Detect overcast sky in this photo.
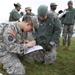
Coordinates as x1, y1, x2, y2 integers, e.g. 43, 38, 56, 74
0, 0, 75, 22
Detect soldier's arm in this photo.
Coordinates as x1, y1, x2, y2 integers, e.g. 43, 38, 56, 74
3, 29, 28, 55
51, 17, 61, 45
12, 12, 21, 21
22, 15, 27, 21
31, 13, 35, 16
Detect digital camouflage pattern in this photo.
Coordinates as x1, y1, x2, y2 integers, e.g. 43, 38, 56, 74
62, 1, 75, 46
0, 22, 27, 75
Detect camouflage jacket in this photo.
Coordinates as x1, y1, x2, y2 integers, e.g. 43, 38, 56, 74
33, 14, 61, 50
0, 22, 28, 57
9, 8, 21, 21
62, 7, 75, 25
22, 12, 35, 21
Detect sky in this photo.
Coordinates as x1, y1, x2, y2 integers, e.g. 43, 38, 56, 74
0, 0, 75, 22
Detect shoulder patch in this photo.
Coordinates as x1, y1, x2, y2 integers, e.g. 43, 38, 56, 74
8, 35, 13, 41
9, 29, 15, 36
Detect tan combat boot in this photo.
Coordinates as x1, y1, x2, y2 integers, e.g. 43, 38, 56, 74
62, 45, 68, 50
67, 46, 71, 51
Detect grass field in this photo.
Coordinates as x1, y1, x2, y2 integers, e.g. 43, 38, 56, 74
0, 38, 75, 75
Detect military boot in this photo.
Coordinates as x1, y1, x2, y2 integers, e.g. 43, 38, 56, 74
62, 45, 68, 50
67, 46, 71, 51
0, 62, 3, 68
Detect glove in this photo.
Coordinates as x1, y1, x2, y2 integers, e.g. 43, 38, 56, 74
43, 41, 55, 51
58, 10, 63, 14
45, 44, 53, 51
20, 12, 24, 16
49, 41, 55, 46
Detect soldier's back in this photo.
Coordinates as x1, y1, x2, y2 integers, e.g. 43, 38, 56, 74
9, 9, 21, 21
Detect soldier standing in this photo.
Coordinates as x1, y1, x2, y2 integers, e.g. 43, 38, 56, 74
33, 5, 61, 64
49, 3, 58, 16
22, 7, 35, 21
9, 3, 23, 21
61, 1, 75, 50
0, 16, 38, 75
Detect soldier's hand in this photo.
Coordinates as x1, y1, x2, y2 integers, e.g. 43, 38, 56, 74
27, 40, 36, 47
24, 40, 30, 43
58, 10, 63, 14
20, 12, 24, 16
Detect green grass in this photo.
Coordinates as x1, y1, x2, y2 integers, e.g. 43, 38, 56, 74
0, 38, 75, 75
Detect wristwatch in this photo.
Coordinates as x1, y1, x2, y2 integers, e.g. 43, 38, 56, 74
49, 41, 55, 46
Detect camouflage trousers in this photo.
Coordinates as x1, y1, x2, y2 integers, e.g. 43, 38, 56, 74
62, 25, 74, 46
0, 53, 25, 75
24, 45, 57, 64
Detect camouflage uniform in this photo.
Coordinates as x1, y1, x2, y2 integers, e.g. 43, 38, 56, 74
33, 5, 61, 64
9, 8, 21, 21
62, 1, 75, 46
0, 22, 27, 75
22, 7, 35, 41
22, 13, 35, 21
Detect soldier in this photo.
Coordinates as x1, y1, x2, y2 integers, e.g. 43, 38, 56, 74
61, 1, 75, 50
0, 16, 39, 75
9, 3, 23, 21
22, 7, 35, 21
49, 3, 58, 16
22, 7, 35, 41
33, 5, 61, 64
